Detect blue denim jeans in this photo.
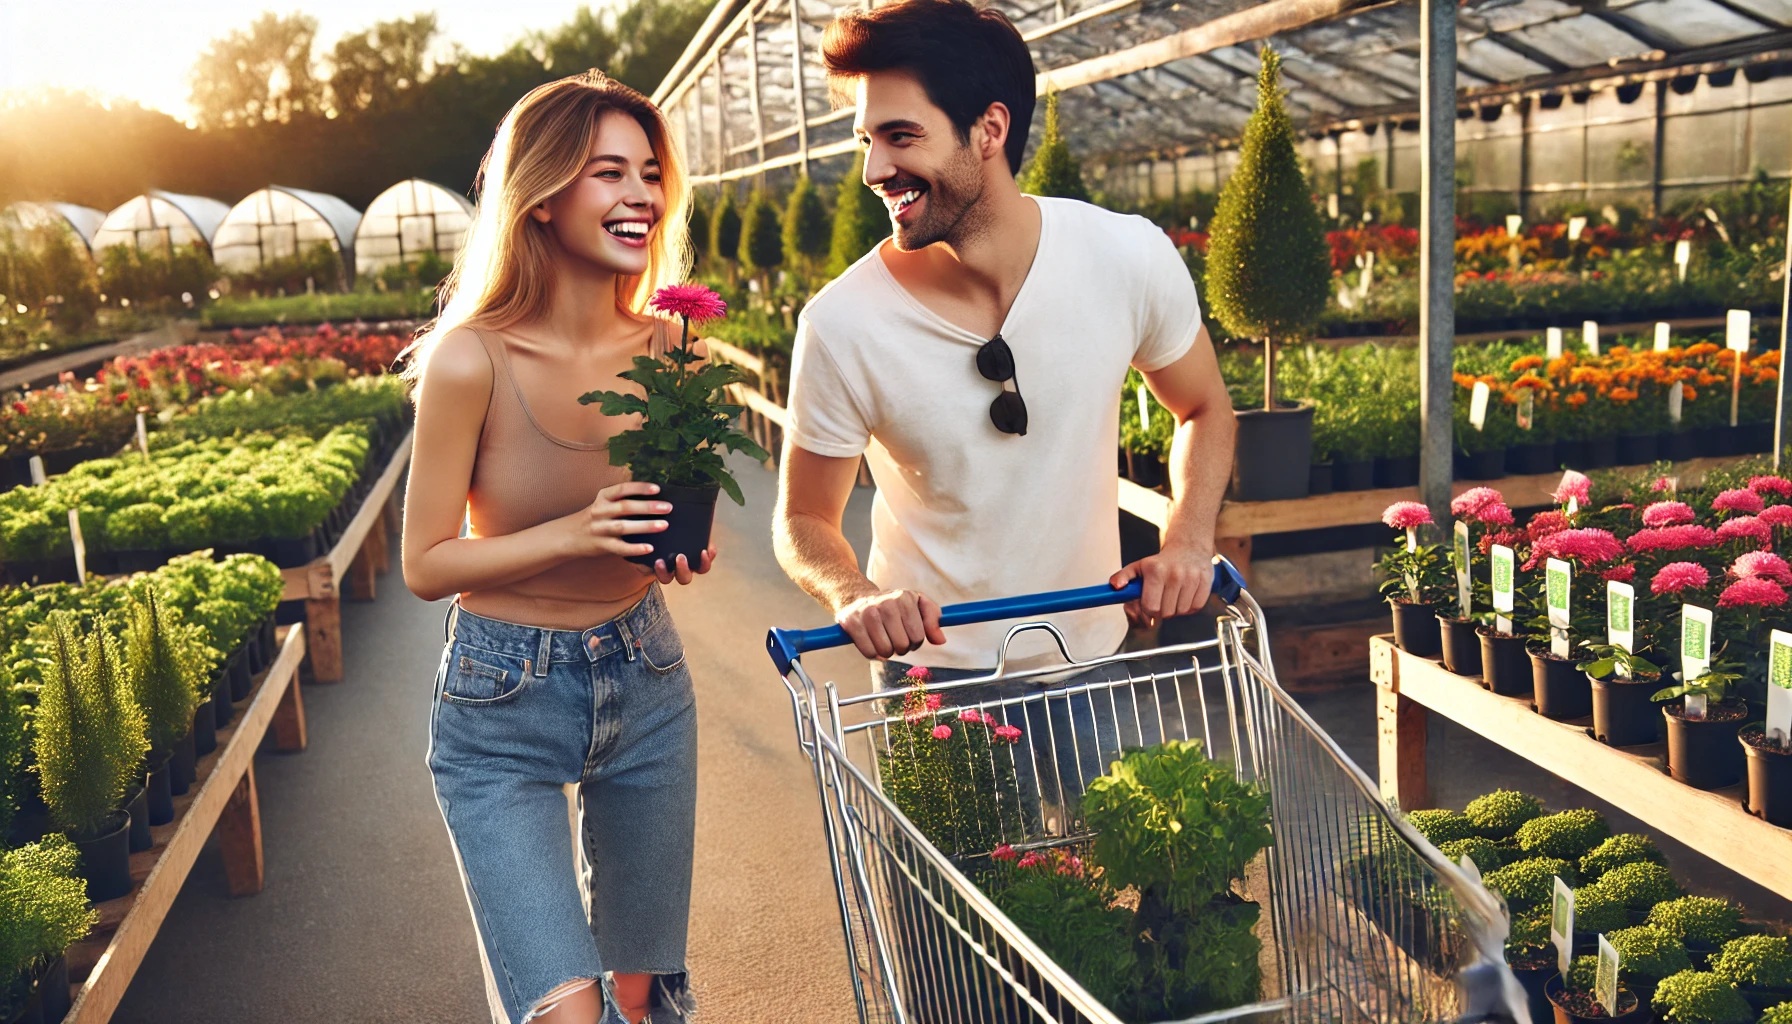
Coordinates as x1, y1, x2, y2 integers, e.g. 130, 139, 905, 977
427, 585, 698, 1024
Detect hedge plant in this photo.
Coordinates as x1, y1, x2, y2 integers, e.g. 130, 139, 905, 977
1515, 809, 1610, 861
1652, 971, 1753, 1024
1581, 833, 1666, 880
1465, 789, 1544, 839
1648, 897, 1746, 947
1609, 925, 1694, 982
1710, 935, 1792, 989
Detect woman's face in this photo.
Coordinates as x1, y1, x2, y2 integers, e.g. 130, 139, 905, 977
534, 109, 664, 277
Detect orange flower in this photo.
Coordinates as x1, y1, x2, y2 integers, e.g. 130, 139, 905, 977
1511, 355, 1544, 373
1610, 345, 1632, 358
1454, 372, 1478, 389
1755, 368, 1779, 384
1609, 386, 1639, 403
1682, 385, 1700, 402
1687, 342, 1721, 357
1513, 373, 1551, 392
1566, 392, 1589, 408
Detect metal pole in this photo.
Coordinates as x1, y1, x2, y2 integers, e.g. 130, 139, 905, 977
790, 0, 810, 178
1775, 179, 1792, 470
745, 14, 767, 180
1418, 0, 1457, 524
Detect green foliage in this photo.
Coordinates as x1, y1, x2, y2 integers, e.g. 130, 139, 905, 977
1609, 925, 1694, 982
155, 376, 406, 444
1588, 861, 1681, 911
1710, 935, 1792, 989
1119, 368, 1174, 458
0, 223, 102, 330
710, 191, 743, 268
103, 503, 168, 552
1652, 971, 1753, 1024
1438, 836, 1505, 873
577, 311, 769, 504
1406, 808, 1480, 846
33, 613, 147, 837
98, 242, 216, 311
875, 682, 1020, 856
988, 857, 1135, 1009
1574, 884, 1631, 935
1017, 93, 1090, 202
124, 586, 206, 754
1647, 897, 1745, 947
0, 671, 17, 842
739, 190, 784, 277
1580, 833, 1667, 879
1510, 906, 1552, 949
1484, 856, 1575, 910
781, 177, 830, 275
225, 241, 345, 296
1764, 1004, 1792, 1024
1515, 809, 1611, 861
0, 835, 98, 994
1376, 535, 1451, 606
827, 154, 890, 277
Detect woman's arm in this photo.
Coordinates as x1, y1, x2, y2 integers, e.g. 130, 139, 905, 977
400, 327, 672, 602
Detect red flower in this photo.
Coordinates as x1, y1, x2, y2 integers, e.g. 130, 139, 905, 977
993, 724, 1023, 743
1535, 528, 1624, 567
1600, 564, 1637, 584
1628, 525, 1719, 554
1750, 476, 1792, 498
990, 843, 1018, 862
924, 693, 943, 711
1761, 504, 1792, 529
1382, 501, 1433, 530
1552, 471, 1592, 506
1719, 577, 1788, 609
1641, 502, 1695, 527
1451, 487, 1506, 519
1528, 510, 1570, 542
930, 724, 953, 740
904, 666, 932, 683
1016, 851, 1046, 869
1652, 562, 1710, 595
1733, 551, 1792, 585
1717, 516, 1771, 545
1479, 502, 1515, 527
1714, 489, 1766, 515
648, 284, 728, 323
9, 402, 26, 415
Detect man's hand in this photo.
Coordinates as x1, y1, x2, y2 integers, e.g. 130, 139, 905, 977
835, 588, 948, 660
1110, 543, 1215, 627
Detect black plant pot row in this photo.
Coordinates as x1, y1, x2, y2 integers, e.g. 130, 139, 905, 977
1451, 424, 1777, 482
3, 952, 72, 1024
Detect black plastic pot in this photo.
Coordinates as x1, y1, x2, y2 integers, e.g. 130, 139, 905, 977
261, 613, 277, 657
192, 697, 217, 758
1583, 435, 1618, 469
144, 751, 174, 826
1230, 403, 1314, 501
1555, 439, 1589, 469
1704, 425, 1743, 457
1335, 459, 1376, 491
35, 955, 68, 1024
72, 810, 133, 903
1743, 422, 1774, 453
1740, 983, 1792, 1014
1664, 430, 1700, 461
1546, 974, 1643, 1024
212, 667, 235, 729
271, 533, 319, 568
1507, 441, 1558, 476
1510, 959, 1557, 1024
1460, 447, 1506, 481
245, 628, 266, 675
1741, 725, 1792, 827
1389, 600, 1441, 657
1480, 628, 1533, 696
1590, 675, 1662, 746
1663, 699, 1747, 790
1438, 615, 1483, 679
123, 785, 151, 854
1530, 647, 1591, 720
228, 648, 253, 702
1615, 432, 1660, 466
169, 727, 196, 797
1374, 455, 1421, 488
1125, 450, 1165, 489
1308, 462, 1335, 496
111, 549, 167, 574
625, 483, 720, 569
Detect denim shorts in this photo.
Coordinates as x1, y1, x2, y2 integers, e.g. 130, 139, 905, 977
427, 584, 699, 1024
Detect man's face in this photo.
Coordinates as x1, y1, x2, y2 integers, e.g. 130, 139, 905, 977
853, 71, 986, 252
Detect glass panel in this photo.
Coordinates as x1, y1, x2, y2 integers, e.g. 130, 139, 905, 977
1751, 74, 1792, 106
1528, 125, 1587, 188
1389, 138, 1421, 192
1586, 119, 1655, 185
1749, 102, 1792, 177
399, 215, 436, 256
1462, 134, 1523, 190
1661, 109, 1745, 182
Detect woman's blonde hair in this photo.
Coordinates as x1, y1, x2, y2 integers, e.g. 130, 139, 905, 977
400, 70, 691, 382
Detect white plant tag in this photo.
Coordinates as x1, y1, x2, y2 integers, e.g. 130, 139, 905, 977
1669, 381, 1684, 424
1583, 320, 1600, 356
1137, 383, 1151, 433
134, 412, 149, 459
1655, 323, 1671, 353
1470, 382, 1490, 430
1727, 309, 1752, 352
68, 508, 86, 585
1506, 214, 1523, 237
1517, 391, 1535, 431
1492, 544, 1515, 634
1769, 629, 1792, 747
1547, 558, 1572, 658
1597, 934, 1622, 1016
1683, 604, 1713, 720
28, 456, 45, 486
1455, 520, 1472, 619
1568, 216, 1588, 242
1674, 239, 1691, 282
1608, 581, 1634, 677
1551, 877, 1576, 976
1547, 327, 1563, 359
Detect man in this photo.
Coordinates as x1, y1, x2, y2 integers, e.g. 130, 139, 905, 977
773, 0, 1234, 752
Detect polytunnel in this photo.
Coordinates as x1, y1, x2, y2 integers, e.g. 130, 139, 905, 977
352, 178, 474, 278
0, 201, 106, 254
91, 191, 231, 255
211, 185, 364, 286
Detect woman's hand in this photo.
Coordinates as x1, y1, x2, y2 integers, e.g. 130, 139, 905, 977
645, 548, 718, 585
565, 481, 672, 559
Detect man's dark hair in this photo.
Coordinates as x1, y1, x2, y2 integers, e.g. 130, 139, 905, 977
822, 0, 1037, 175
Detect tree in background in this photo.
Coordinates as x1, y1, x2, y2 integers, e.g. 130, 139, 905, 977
188, 13, 324, 129
740, 190, 785, 299
1204, 47, 1328, 411
326, 14, 440, 116
686, 192, 711, 273
710, 190, 743, 282
1017, 93, 1090, 202
827, 153, 890, 277
782, 176, 830, 281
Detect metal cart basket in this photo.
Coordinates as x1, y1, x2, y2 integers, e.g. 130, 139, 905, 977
767, 560, 1523, 1024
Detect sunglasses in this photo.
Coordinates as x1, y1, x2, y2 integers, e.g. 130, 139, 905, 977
975, 334, 1028, 436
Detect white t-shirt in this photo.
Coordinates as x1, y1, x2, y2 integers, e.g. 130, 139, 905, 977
787, 196, 1205, 670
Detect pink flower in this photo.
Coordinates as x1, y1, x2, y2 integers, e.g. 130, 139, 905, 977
1056, 855, 1086, 878
1535, 528, 1625, 567
931, 724, 953, 740
904, 666, 932, 683
1651, 562, 1710, 595
1382, 501, 1433, 530
1651, 476, 1676, 493
1479, 502, 1516, 527
1751, 476, 1792, 498
1734, 551, 1792, 584
1642, 502, 1696, 527
993, 724, 1023, 743
1553, 471, 1592, 506
990, 843, 1018, 862
1719, 577, 1789, 609
924, 693, 943, 710
1528, 510, 1570, 542
1016, 851, 1046, 869
1452, 487, 1507, 519
1628, 525, 1719, 554
648, 283, 728, 322
1600, 564, 1637, 584
1714, 488, 1766, 515
959, 708, 990, 725
1763, 504, 1792, 528
1717, 516, 1772, 545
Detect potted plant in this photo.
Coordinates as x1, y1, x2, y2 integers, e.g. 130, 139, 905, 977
1377, 501, 1448, 656
1547, 953, 1645, 1024
0, 835, 97, 1024
1465, 788, 1544, 841
125, 586, 206, 799
875, 670, 1024, 856
1608, 925, 1694, 1007
1485, 857, 1577, 913
1651, 970, 1754, 1024
1508, 907, 1561, 1024
33, 613, 149, 902
1514, 808, 1611, 862
1647, 897, 1745, 968
102, 503, 169, 574
1205, 47, 1329, 501
1710, 934, 1792, 1011
1579, 834, 1666, 881
1443, 488, 1517, 678
578, 285, 769, 568
1654, 662, 1748, 789
1570, 885, 1632, 944
1581, 644, 1664, 746
1586, 860, 1681, 920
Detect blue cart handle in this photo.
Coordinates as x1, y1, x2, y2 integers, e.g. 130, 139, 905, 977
766, 555, 1246, 675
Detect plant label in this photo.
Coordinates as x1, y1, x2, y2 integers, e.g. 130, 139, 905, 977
1597, 934, 1621, 1017
68, 508, 86, 586
134, 412, 149, 459
1137, 383, 1151, 433
1548, 558, 1572, 658
1493, 544, 1515, 633
1470, 382, 1490, 430
1568, 216, 1588, 242
1683, 604, 1713, 720
1359, 254, 1375, 298
1459, 853, 1483, 885
1669, 381, 1684, 424
1583, 320, 1600, 356
1517, 391, 1535, 430
1769, 629, 1792, 746
1328, 193, 1340, 219
1455, 521, 1472, 618
27, 456, 44, 486
1551, 876, 1575, 976
1547, 327, 1563, 359
1655, 322, 1671, 353
1727, 309, 1752, 353
1506, 214, 1523, 237
1674, 239, 1691, 282
1608, 582, 1634, 677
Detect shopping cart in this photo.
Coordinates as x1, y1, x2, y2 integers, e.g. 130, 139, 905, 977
767, 559, 1526, 1024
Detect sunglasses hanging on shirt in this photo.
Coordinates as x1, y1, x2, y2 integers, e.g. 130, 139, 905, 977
976, 334, 1028, 436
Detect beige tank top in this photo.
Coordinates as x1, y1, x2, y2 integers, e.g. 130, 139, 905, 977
461, 320, 670, 619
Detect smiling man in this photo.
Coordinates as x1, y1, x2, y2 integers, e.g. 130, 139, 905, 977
773, 0, 1236, 694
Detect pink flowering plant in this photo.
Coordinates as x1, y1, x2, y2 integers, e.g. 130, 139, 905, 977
1376, 501, 1450, 606
1449, 487, 1518, 621
876, 667, 1025, 855
576, 284, 769, 504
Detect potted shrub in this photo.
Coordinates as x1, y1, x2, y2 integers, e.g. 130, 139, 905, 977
1579, 834, 1666, 881
33, 613, 149, 902
125, 587, 206, 798
1710, 934, 1792, 1011
1508, 907, 1562, 1024
1647, 897, 1745, 967
1404, 808, 1480, 846
1205, 48, 1329, 501
1515, 808, 1611, 862
578, 285, 769, 568
876, 671, 1023, 855
1586, 860, 1681, 919
102, 503, 169, 573
0, 835, 98, 1024
1582, 644, 1664, 746
1651, 970, 1754, 1024
1608, 925, 1694, 1007
1442, 488, 1517, 678
1547, 953, 1645, 1024
1654, 662, 1748, 790
1571, 885, 1632, 944
1484, 857, 1577, 912
1376, 501, 1448, 656
1464, 788, 1545, 841
1437, 835, 1506, 873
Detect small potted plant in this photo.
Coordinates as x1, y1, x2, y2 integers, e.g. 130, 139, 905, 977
1710, 934, 1792, 1011
1586, 860, 1681, 921
1571, 886, 1632, 946
1547, 953, 1645, 1024
1581, 643, 1664, 747
1465, 788, 1545, 842
1647, 897, 1744, 968
125, 587, 206, 798
1608, 925, 1694, 1007
1485, 856, 1577, 913
1653, 662, 1748, 790
1437, 836, 1506, 873
1377, 501, 1447, 657
1579, 834, 1666, 881
578, 285, 769, 568
1442, 488, 1517, 679
1515, 808, 1611, 862
1651, 969, 1754, 1024
0, 835, 98, 1024
1507, 907, 1561, 1024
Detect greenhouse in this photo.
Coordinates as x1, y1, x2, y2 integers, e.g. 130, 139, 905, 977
89, 191, 230, 256
351, 178, 474, 279
0, 201, 104, 255
209, 185, 363, 287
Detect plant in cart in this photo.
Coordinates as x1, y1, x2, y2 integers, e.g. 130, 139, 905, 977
577, 284, 769, 568
876, 668, 1025, 856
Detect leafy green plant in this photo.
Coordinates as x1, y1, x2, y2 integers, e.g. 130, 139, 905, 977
1573, 884, 1631, 935
709, 190, 742, 271
987, 852, 1134, 1009
739, 190, 784, 293
1484, 856, 1575, 910
1589, 861, 1681, 911
1579, 643, 1662, 682
1652, 970, 1754, 1024
1710, 935, 1792, 989
876, 675, 1022, 855
781, 176, 830, 277
33, 613, 147, 837
1580, 834, 1666, 880
1017, 93, 1090, 202
1438, 836, 1505, 873
103, 503, 168, 552
1559, 953, 1635, 1018
1609, 925, 1694, 982
1466, 789, 1545, 839
1406, 808, 1479, 846
1654, 662, 1744, 706
1515, 809, 1611, 861
0, 834, 98, 1014
1763, 1003, 1792, 1024
124, 586, 207, 755
1648, 897, 1745, 947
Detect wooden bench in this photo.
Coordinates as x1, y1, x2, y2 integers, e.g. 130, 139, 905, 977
62, 623, 309, 1022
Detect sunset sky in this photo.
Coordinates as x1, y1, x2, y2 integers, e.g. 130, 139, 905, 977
0, 1, 626, 123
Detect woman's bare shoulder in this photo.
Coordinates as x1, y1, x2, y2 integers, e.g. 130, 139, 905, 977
419, 325, 495, 395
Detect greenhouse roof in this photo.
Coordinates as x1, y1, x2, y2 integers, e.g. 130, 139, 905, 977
655, 0, 1792, 171
1, 201, 105, 250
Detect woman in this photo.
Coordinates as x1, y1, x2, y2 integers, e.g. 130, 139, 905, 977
400, 70, 708, 1024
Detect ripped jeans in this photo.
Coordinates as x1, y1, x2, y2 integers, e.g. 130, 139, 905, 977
426, 585, 698, 1024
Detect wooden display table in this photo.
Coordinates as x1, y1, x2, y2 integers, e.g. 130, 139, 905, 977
63, 623, 308, 1022
1370, 635, 1792, 901
280, 429, 411, 683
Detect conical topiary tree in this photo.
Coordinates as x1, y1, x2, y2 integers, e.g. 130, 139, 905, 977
740, 189, 785, 299
710, 190, 743, 282
126, 587, 204, 756
827, 153, 891, 277
1204, 47, 1330, 412
1017, 93, 1090, 202
782, 176, 831, 281
34, 614, 146, 838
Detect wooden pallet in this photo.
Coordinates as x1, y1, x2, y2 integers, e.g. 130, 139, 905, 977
62, 623, 308, 1022
280, 429, 411, 683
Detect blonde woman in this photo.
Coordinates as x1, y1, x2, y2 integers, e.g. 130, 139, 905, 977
400, 71, 708, 1024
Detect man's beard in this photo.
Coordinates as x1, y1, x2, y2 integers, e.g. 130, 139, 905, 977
890, 149, 986, 251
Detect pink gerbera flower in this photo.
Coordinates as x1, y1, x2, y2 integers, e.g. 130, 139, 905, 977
1536, 528, 1625, 566
1717, 516, 1772, 545
1452, 487, 1507, 519
648, 283, 728, 322
1719, 577, 1789, 608
924, 693, 943, 710
1642, 501, 1696, 527
931, 724, 953, 740
1528, 510, 1571, 542
1750, 476, 1792, 498
1600, 564, 1637, 584
1628, 525, 1719, 554
958, 708, 991, 725
1761, 504, 1792, 528
1479, 502, 1516, 527
1714, 488, 1766, 515
1553, 470, 1592, 506
990, 843, 1018, 862
1651, 562, 1710, 595
1382, 501, 1433, 530
1733, 551, 1792, 584
1016, 851, 1046, 869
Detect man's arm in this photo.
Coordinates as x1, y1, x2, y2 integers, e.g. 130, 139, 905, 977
1110, 322, 1236, 622
774, 442, 947, 660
